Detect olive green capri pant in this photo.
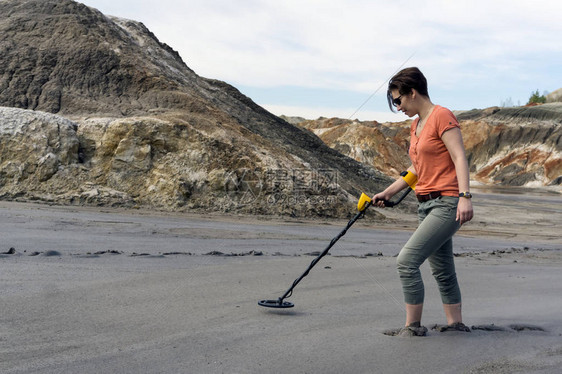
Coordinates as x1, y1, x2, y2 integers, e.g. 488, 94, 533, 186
396, 196, 462, 305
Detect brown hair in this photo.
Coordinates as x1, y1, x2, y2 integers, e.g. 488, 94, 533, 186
387, 67, 430, 111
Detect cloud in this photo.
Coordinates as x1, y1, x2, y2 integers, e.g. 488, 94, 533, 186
81, 0, 562, 115
161, 2, 559, 91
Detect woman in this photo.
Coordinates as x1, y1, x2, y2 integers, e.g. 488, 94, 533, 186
373, 67, 473, 337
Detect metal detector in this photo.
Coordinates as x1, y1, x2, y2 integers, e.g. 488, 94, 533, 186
258, 187, 412, 308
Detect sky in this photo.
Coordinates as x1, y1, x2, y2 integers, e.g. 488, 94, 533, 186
79, 0, 562, 122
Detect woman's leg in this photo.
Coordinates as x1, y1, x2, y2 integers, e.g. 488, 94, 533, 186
405, 303, 424, 326
442, 303, 463, 325
396, 197, 460, 325
428, 238, 463, 324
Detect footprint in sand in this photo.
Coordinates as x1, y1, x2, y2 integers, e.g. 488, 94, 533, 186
471, 324, 546, 332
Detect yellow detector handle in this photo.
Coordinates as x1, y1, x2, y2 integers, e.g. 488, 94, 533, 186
401, 171, 417, 190
357, 193, 372, 211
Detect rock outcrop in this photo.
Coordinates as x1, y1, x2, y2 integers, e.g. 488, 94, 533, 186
0, 0, 395, 216
298, 118, 411, 178
0, 107, 79, 188
458, 104, 562, 187
299, 104, 562, 188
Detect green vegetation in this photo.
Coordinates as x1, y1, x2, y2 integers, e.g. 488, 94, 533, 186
527, 89, 547, 105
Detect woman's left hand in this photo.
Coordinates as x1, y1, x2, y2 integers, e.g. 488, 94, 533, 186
457, 198, 473, 225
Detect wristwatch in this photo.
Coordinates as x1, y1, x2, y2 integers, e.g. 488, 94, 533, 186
458, 192, 473, 198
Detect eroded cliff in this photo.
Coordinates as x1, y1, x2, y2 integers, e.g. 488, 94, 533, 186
299, 105, 562, 188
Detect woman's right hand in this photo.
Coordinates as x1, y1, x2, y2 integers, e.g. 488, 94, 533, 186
372, 192, 392, 208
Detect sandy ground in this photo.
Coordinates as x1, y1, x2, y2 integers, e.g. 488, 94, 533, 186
1, 187, 561, 373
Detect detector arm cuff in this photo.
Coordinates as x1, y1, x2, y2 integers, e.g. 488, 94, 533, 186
400, 171, 417, 190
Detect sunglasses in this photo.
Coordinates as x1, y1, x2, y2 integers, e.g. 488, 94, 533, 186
392, 94, 404, 107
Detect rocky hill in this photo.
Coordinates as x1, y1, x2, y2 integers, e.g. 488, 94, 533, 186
546, 88, 562, 103
0, 0, 395, 217
458, 104, 562, 186
298, 104, 562, 189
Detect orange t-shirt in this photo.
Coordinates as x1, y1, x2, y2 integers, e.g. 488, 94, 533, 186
409, 105, 460, 197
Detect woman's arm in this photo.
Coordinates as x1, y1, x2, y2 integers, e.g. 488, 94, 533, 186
441, 127, 474, 224
372, 165, 417, 207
